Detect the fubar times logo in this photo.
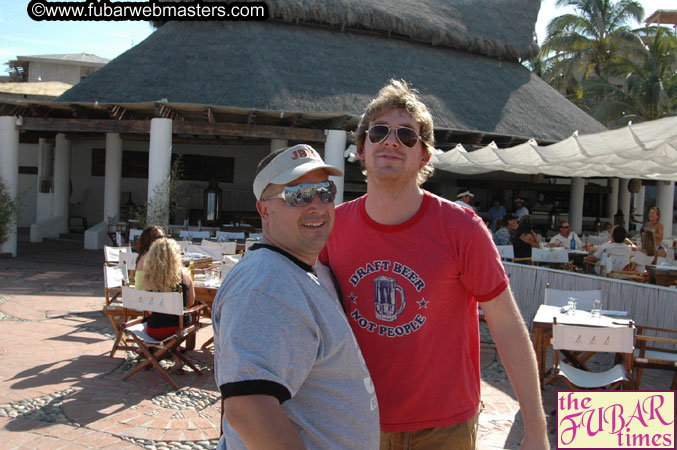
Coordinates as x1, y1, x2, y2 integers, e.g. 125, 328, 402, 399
557, 391, 675, 448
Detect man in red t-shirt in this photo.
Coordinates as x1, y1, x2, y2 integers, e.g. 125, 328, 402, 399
320, 79, 547, 449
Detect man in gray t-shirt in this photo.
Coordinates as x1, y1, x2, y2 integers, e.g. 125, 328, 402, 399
212, 144, 379, 449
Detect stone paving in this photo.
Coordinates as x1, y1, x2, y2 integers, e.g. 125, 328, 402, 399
0, 233, 672, 449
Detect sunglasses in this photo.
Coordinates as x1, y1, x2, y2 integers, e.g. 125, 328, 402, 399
367, 125, 422, 148
262, 181, 337, 207
560, 226, 569, 229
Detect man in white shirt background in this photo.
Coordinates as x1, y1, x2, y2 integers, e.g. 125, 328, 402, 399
549, 220, 582, 250
455, 188, 476, 212
514, 198, 529, 220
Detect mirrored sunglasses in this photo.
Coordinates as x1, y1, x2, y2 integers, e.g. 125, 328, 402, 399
367, 125, 422, 148
262, 181, 337, 207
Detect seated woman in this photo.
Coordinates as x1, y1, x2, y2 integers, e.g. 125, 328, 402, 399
629, 230, 667, 273
142, 238, 196, 341
134, 225, 165, 290
511, 215, 540, 262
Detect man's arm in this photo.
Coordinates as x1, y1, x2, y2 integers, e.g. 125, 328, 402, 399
224, 394, 304, 449
480, 287, 548, 450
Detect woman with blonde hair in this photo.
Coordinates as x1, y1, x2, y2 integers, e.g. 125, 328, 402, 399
143, 238, 196, 340
134, 225, 165, 290
644, 207, 664, 245
630, 230, 667, 273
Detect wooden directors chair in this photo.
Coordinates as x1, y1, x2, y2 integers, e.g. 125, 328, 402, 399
633, 325, 677, 390
551, 320, 635, 390
120, 286, 207, 390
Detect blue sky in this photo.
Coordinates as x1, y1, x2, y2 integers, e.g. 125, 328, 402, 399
0, 0, 669, 76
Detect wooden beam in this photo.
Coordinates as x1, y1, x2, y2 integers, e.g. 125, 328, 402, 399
19, 117, 327, 141
120, 133, 269, 146
172, 121, 326, 142
19, 118, 151, 134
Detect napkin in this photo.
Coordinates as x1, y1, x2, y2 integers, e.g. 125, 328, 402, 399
184, 252, 205, 258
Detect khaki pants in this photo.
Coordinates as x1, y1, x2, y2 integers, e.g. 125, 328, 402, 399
379, 409, 481, 450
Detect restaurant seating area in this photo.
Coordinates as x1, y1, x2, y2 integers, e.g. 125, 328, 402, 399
0, 231, 675, 449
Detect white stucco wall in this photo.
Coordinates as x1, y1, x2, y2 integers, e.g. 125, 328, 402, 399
28, 61, 82, 84
14, 137, 342, 229
68, 137, 273, 226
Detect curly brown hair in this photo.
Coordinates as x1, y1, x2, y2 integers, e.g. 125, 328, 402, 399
142, 238, 182, 292
354, 79, 435, 185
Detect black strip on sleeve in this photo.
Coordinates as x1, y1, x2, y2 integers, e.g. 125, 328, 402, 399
220, 380, 292, 404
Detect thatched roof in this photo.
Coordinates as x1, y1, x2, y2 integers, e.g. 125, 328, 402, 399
153, 0, 540, 60
58, 20, 604, 141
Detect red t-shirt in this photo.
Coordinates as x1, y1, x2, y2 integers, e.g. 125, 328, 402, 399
320, 191, 509, 432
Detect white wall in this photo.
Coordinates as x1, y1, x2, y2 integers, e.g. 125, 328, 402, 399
67, 137, 271, 226
28, 61, 82, 84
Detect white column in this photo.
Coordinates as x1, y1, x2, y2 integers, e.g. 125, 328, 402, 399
618, 178, 631, 230
147, 118, 172, 226
606, 178, 619, 220
0, 116, 19, 256
270, 139, 288, 153
103, 133, 123, 222
633, 186, 645, 233
569, 177, 585, 234
656, 180, 674, 241
324, 130, 347, 204
53, 133, 71, 234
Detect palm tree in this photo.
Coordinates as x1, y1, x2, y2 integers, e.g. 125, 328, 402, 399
540, 0, 645, 84
586, 26, 677, 126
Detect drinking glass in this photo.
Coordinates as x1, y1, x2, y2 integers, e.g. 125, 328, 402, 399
591, 299, 602, 318
567, 297, 577, 315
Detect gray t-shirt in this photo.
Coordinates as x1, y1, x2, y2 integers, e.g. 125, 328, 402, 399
213, 245, 379, 450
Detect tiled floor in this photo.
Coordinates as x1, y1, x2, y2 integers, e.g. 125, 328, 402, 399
0, 234, 672, 449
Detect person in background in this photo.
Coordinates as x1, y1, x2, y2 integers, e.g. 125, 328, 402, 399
548, 220, 582, 250
629, 230, 666, 273
644, 207, 664, 246
493, 214, 518, 246
134, 225, 165, 290
455, 188, 476, 212
320, 79, 547, 449
514, 198, 529, 220
142, 238, 196, 341
212, 145, 379, 450
584, 226, 633, 272
598, 222, 612, 240
488, 199, 507, 232
512, 215, 540, 260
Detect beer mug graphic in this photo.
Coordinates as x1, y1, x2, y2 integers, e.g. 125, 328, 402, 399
373, 276, 406, 322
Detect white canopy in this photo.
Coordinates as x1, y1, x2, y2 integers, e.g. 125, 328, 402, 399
431, 116, 677, 181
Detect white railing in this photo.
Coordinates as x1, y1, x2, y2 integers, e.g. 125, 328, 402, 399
504, 262, 677, 331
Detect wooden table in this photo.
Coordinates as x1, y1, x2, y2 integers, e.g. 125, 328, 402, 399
193, 280, 220, 349
647, 265, 677, 287
531, 304, 631, 388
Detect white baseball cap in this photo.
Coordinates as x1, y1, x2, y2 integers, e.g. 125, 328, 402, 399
253, 144, 343, 200
457, 190, 474, 198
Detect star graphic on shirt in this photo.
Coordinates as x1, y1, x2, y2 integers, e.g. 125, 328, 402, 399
417, 298, 429, 309
349, 293, 358, 303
